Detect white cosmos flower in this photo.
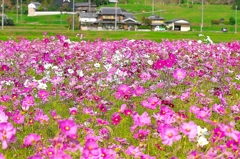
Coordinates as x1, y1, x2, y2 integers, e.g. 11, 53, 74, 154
76, 70, 84, 77
68, 69, 74, 74
94, 63, 100, 68
147, 60, 153, 65
197, 126, 209, 137
197, 40, 202, 44
235, 74, 240, 80
44, 63, 52, 69
37, 81, 47, 90
197, 136, 209, 147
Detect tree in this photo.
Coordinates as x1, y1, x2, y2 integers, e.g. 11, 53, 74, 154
232, 0, 240, 10
66, 14, 80, 30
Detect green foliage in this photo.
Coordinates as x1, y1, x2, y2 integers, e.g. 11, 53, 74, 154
66, 15, 80, 30
141, 16, 151, 26
6, 18, 15, 25
229, 16, 235, 25
232, 0, 240, 10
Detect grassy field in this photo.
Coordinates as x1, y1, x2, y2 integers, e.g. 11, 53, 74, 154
0, 28, 239, 43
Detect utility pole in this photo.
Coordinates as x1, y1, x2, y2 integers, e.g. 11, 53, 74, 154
88, 0, 91, 12
21, 0, 22, 23
235, 5, 238, 33
16, 0, 18, 23
152, 0, 154, 15
200, 0, 203, 32
115, 1, 117, 31
1, 0, 4, 30
72, 0, 75, 31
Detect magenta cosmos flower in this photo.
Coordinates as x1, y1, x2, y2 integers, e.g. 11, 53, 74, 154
23, 133, 41, 147
38, 90, 49, 101
180, 121, 198, 140
158, 124, 181, 146
59, 119, 78, 137
173, 68, 187, 81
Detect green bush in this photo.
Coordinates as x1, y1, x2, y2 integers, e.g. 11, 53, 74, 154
7, 19, 14, 26
229, 17, 235, 25
138, 25, 151, 29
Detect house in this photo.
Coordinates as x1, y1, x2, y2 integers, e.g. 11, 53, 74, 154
79, 12, 97, 25
94, 7, 141, 30
165, 19, 190, 31
75, 2, 97, 12
28, 2, 41, 16
148, 15, 165, 31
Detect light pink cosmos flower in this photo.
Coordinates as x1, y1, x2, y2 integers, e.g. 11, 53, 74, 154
23, 133, 41, 147
0, 122, 16, 149
21, 95, 35, 111
133, 85, 145, 96
140, 72, 151, 81
59, 119, 78, 137
132, 112, 151, 127
180, 121, 198, 140
158, 124, 181, 146
0, 153, 4, 159
0, 111, 8, 123
126, 146, 143, 158
173, 68, 187, 81
141, 96, 159, 110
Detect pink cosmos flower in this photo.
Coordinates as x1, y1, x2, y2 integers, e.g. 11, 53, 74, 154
69, 107, 78, 115
0, 111, 8, 123
99, 148, 117, 159
12, 110, 25, 124
21, 95, 35, 111
133, 129, 150, 140
38, 90, 49, 101
134, 85, 145, 96
0, 153, 4, 159
1, 95, 10, 102
218, 124, 239, 141
23, 133, 41, 146
141, 96, 159, 110
153, 59, 165, 70
111, 112, 121, 125
180, 121, 198, 140
158, 124, 181, 146
82, 140, 100, 158
140, 72, 151, 81
173, 68, 187, 81
0, 122, 16, 149
132, 112, 151, 127
126, 146, 143, 158
164, 59, 173, 68
59, 119, 78, 137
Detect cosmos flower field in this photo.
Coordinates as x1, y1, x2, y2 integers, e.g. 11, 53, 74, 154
0, 34, 240, 159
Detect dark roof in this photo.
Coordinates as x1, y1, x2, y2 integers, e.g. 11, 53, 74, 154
75, 2, 96, 7
97, 7, 123, 15
123, 13, 134, 19
31, 1, 41, 5
148, 15, 165, 20
165, 18, 190, 23
52, 0, 73, 9
79, 12, 97, 18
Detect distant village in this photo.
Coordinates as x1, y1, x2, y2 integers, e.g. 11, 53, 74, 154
27, 0, 190, 31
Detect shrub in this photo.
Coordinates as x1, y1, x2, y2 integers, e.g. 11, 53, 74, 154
138, 25, 151, 29
6, 19, 14, 26
229, 17, 235, 25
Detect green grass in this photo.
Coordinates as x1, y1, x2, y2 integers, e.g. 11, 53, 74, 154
0, 29, 239, 43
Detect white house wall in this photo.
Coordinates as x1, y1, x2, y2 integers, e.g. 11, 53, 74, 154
181, 25, 190, 31
80, 18, 97, 23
